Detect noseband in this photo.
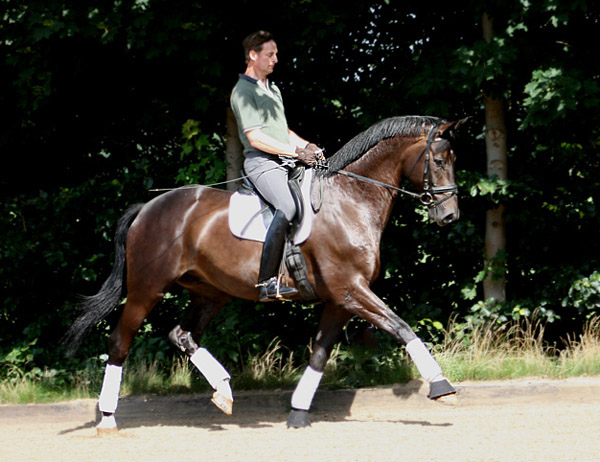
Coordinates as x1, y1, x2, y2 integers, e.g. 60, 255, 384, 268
325, 124, 458, 209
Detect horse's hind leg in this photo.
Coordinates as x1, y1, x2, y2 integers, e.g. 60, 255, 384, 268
169, 287, 229, 354
288, 302, 352, 428
96, 291, 164, 433
168, 286, 233, 414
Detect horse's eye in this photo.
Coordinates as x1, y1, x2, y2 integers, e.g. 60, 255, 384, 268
434, 159, 445, 168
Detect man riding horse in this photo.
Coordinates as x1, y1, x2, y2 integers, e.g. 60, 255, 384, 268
63, 31, 465, 433
230, 30, 323, 302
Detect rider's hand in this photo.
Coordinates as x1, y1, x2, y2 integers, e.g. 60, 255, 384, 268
305, 143, 325, 162
295, 146, 319, 166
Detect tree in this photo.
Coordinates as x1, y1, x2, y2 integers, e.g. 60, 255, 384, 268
482, 12, 508, 304
225, 108, 243, 191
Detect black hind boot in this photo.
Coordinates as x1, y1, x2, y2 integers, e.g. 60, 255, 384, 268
257, 210, 298, 302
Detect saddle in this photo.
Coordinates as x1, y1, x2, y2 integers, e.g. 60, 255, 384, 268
229, 166, 315, 244
228, 166, 322, 302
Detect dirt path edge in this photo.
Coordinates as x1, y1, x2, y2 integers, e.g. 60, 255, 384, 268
2, 375, 599, 425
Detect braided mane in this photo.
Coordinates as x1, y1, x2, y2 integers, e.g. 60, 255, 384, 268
321, 115, 446, 177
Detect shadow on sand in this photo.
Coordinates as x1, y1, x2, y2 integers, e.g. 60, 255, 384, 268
53, 379, 450, 434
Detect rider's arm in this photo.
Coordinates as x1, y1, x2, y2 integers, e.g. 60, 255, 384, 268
288, 129, 309, 151
245, 128, 300, 158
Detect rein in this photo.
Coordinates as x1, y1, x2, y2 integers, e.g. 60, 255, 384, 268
150, 125, 457, 208
334, 169, 427, 202
325, 125, 458, 208
148, 174, 254, 193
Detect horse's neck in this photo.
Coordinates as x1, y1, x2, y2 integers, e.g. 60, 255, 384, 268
326, 138, 414, 230
349, 137, 416, 186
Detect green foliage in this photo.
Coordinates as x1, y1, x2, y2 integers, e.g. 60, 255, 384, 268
467, 298, 559, 326
469, 175, 512, 203
177, 120, 227, 186
563, 271, 600, 318
452, 34, 519, 97
521, 67, 600, 128
324, 344, 413, 389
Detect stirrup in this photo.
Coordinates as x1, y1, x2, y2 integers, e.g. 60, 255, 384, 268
256, 276, 298, 301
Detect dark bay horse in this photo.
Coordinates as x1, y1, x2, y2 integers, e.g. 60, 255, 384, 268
63, 115, 465, 431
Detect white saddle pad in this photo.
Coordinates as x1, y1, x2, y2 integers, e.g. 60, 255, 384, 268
228, 168, 314, 244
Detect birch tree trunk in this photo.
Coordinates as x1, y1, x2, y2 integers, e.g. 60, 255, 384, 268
482, 12, 507, 303
225, 107, 243, 192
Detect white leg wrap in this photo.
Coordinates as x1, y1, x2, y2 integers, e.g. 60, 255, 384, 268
98, 364, 123, 414
406, 338, 443, 383
291, 366, 324, 410
215, 379, 233, 401
190, 348, 232, 400
97, 414, 117, 429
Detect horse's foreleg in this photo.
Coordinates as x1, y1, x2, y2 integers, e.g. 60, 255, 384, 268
343, 282, 457, 402
405, 337, 456, 399
287, 303, 352, 428
169, 289, 233, 414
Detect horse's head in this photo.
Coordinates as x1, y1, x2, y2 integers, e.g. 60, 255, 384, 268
409, 118, 468, 227
324, 115, 468, 227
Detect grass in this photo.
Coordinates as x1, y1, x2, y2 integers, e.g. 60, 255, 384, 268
436, 316, 600, 382
234, 338, 302, 389
557, 316, 600, 376
0, 369, 99, 405
2, 317, 599, 405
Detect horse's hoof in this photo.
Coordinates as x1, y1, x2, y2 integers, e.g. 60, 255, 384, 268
211, 391, 233, 415
287, 409, 311, 428
428, 378, 457, 401
96, 413, 118, 435
97, 426, 119, 436
433, 393, 458, 405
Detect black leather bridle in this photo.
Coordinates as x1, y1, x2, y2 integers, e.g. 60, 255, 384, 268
325, 124, 458, 208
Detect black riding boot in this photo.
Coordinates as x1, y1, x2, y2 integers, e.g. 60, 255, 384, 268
257, 210, 299, 302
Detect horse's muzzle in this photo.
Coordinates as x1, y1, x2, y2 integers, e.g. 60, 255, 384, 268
440, 210, 460, 226
428, 196, 460, 227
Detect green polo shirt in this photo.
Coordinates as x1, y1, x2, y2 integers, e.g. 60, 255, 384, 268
230, 74, 290, 155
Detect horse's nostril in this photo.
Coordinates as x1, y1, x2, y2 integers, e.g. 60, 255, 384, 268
443, 213, 456, 223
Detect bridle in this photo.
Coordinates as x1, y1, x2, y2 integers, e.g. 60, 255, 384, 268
405, 124, 458, 207
324, 124, 458, 208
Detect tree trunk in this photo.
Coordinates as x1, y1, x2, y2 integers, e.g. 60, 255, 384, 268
225, 107, 243, 191
482, 13, 507, 303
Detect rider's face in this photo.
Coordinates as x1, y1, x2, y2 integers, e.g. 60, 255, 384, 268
249, 40, 278, 78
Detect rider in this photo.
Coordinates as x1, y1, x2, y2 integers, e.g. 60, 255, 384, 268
230, 30, 322, 302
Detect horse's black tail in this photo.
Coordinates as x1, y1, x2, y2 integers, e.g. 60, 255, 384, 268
62, 203, 145, 357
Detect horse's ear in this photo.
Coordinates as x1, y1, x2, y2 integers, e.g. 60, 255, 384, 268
439, 116, 470, 140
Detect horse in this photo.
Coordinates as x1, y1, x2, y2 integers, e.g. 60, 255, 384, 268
63, 115, 466, 432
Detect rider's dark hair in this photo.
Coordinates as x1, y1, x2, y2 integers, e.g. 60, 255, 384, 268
242, 30, 274, 63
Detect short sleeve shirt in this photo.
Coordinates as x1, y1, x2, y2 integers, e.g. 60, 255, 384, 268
230, 74, 290, 155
